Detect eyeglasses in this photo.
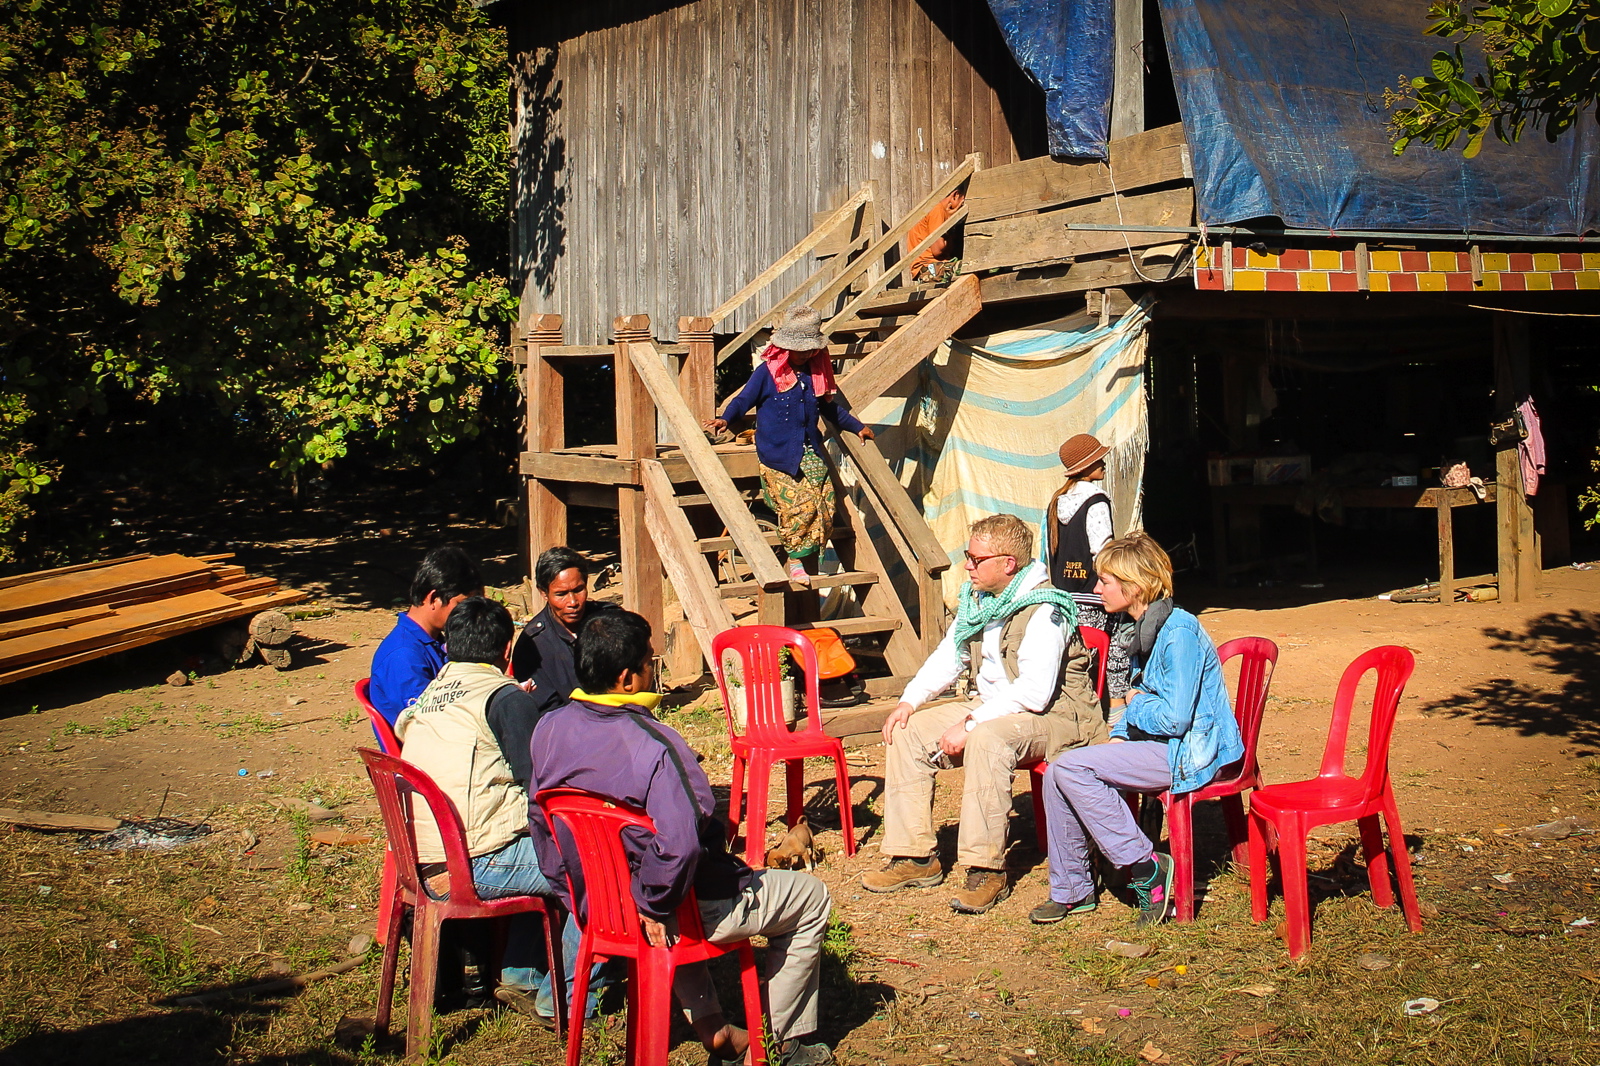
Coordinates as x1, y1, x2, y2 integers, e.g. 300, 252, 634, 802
963, 550, 1012, 567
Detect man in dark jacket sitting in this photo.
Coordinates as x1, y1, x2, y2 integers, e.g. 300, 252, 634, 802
510, 546, 617, 715
527, 611, 834, 1066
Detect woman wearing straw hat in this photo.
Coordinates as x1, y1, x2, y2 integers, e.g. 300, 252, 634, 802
705, 306, 874, 587
1041, 433, 1130, 705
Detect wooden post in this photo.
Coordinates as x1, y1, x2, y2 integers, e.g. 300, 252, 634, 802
678, 316, 715, 422
1110, 0, 1145, 141
615, 314, 664, 649
1492, 313, 1538, 602
525, 314, 566, 573
1436, 492, 1455, 606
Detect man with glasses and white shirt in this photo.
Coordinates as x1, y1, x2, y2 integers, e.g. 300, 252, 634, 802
862, 513, 1108, 914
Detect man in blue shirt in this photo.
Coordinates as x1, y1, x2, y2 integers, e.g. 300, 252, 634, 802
369, 546, 484, 725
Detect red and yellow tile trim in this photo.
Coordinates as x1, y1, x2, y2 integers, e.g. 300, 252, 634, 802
1193, 245, 1600, 292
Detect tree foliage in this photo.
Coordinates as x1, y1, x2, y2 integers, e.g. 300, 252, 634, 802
0, 0, 514, 559
1389, 0, 1600, 157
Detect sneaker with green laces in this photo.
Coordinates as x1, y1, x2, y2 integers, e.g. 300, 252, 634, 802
1028, 897, 1098, 924
1131, 852, 1176, 927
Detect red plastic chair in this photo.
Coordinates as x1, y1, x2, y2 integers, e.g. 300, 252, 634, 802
534, 788, 767, 1066
1247, 646, 1422, 958
1021, 625, 1111, 853
712, 626, 857, 867
354, 679, 402, 947
1127, 637, 1278, 922
359, 748, 566, 1059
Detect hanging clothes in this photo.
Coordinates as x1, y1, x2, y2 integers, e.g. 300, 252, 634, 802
1517, 397, 1546, 497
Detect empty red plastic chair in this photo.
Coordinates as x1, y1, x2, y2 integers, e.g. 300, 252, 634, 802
355, 679, 402, 946
712, 626, 857, 867
1021, 625, 1111, 853
1247, 646, 1422, 957
1130, 637, 1278, 922
534, 788, 767, 1066
359, 748, 566, 1059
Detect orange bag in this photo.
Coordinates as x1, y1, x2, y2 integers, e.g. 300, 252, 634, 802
800, 627, 856, 681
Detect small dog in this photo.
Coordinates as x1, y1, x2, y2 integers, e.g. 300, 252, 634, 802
764, 816, 821, 871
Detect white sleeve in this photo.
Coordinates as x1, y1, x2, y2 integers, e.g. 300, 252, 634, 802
897, 620, 962, 710
1086, 499, 1114, 556
966, 604, 1069, 727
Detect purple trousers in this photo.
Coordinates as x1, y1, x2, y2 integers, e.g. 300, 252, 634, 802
1043, 740, 1171, 903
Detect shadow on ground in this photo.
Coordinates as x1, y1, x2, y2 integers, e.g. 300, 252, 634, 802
1419, 609, 1600, 753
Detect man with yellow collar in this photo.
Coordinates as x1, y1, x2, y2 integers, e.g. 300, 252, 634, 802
528, 611, 835, 1066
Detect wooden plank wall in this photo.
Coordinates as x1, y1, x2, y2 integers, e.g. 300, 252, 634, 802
508, 0, 1047, 344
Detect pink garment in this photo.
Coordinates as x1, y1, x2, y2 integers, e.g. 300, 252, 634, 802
758, 343, 838, 396
1517, 397, 1545, 497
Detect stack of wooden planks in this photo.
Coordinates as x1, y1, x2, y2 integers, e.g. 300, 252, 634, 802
0, 553, 306, 686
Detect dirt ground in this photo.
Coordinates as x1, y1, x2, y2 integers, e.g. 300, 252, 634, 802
0, 522, 1597, 1064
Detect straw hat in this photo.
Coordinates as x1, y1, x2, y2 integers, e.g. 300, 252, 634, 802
771, 306, 827, 351
1058, 433, 1110, 476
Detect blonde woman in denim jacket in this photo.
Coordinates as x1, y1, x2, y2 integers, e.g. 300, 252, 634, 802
1031, 532, 1243, 927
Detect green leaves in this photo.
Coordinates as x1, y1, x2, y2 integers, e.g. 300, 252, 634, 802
1390, 0, 1600, 155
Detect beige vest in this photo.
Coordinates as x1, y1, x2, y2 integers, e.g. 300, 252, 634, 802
394, 661, 528, 863
969, 603, 1107, 744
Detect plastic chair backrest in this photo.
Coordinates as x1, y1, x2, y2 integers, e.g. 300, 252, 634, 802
711, 626, 824, 742
357, 747, 488, 909
534, 788, 712, 955
355, 678, 402, 755
1077, 625, 1110, 701
1318, 646, 1415, 799
1216, 637, 1278, 773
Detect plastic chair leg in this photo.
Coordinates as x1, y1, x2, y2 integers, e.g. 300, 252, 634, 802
634, 947, 677, 1065
405, 910, 443, 1062
1219, 793, 1250, 870
1357, 813, 1396, 909
1278, 819, 1312, 959
541, 908, 566, 1041
744, 756, 772, 867
1383, 796, 1425, 933
564, 935, 596, 1066
737, 941, 769, 1066
1247, 811, 1270, 923
728, 754, 747, 844
831, 753, 858, 856
1028, 765, 1049, 855
1167, 794, 1195, 923
784, 758, 805, 829
375, 849, 399, 947
375, 896, 405, 1036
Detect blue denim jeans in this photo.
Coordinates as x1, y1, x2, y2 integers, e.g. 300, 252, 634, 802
471, 834, 603, 1018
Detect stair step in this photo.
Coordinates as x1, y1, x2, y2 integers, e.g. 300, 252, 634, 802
675, 491, 759, 508
696, 529, 852, 554
785, 616, 901, 636
829, 312, 922, 334
717, 570, 880, 598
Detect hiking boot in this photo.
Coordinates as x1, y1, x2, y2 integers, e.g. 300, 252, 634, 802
493, 984, 557, 1028
1029, 897, 1098, 924
1131, 852, 1176, 927
711, 1037, 832, 1066
949, 867, 1010, 914
861, 855, 943, 893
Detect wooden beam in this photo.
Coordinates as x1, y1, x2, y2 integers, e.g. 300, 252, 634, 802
1493, 313, 1538, 602
519, 450, 639, 485
624, 341, 789, 591
639, 459, 733, 673
963, 186, 1195, 273
615, 316, 664, 648
715, 231, 875, 365
677, 316, 715, 422
707, 182, 874, 326
836, 274, 982, 410
525, 314, 566, 567
0, 807, 123, 832
833, 493, 924, 677
1110, 0, 1145, 141
963, 123, 1187, 223
835, 434, 949, 576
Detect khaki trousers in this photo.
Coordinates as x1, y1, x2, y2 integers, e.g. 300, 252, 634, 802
881, 700, 1096, 869
672, 868, 830, 1042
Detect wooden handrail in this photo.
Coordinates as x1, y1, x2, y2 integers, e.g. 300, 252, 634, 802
835, 433, 949, 576
716, 230, 873, 365
622, 342, 789, 591
824, 202, 969, 334
708, 183, 874, 327
639, 458, 733, 668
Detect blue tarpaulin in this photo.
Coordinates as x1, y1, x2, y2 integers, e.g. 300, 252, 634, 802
1160, 0, 1600, 234
984, 0, 1113, 159
988, 0, 1600, 234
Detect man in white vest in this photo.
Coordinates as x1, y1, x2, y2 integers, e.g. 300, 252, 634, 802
395, 596, 594, 1022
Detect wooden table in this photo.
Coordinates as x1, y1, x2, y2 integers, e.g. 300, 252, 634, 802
1210, 482, 1498, 602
